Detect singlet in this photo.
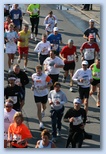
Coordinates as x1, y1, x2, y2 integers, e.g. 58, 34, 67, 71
27, 4, 40, 17
38, 140, 52, 148
18, 30, 31, 47
92, 63, 100, 80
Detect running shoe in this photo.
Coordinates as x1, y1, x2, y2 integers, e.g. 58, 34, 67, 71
57, 129, 61, 137
31, 33, 34, 39
39, 122, 44, 131
23, 67, 27, 72
62, 77, 66, 83
35, 37, 37, 41
8, 69, 12, 73
41, 111, 45, 118
69, 87, 74, 92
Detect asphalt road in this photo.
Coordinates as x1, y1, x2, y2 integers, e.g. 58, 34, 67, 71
4, 4, 100, 148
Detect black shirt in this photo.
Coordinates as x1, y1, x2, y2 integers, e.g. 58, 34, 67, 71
64, 107, 86, 132
84, 27, 99, 42
4, 84, 24, 111
8, 70, 29, 91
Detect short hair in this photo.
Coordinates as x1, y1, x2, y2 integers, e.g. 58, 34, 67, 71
42, 33, 47, 37
35, 65, 42, 70
13, 64, 20, 69
54, 82, 61, 87
50, 50, 57, 55
41, 129, 50, 138
24, 24, 29, 28
13, 112, 24, 122
49, 11, 53, 14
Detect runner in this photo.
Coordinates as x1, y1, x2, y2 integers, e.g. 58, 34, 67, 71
60, 39, 78, 91
31, 65, 52, 130
48, 82, 67, 143
80, 34, 100, 67
72, 60, 93, 122
64, 97, 92, 148
34, 33, 51, 65
35, 129, 56, 148
10, 4, 22, 31
89, 58, 100, 107
83, 19, 100, 43
8, 64, 29, 109
47, 27, 62, 56
4, 98, 16, 148
4, 23, 18, 72
27, 4, 40, 41
17, 24, 31, 72
8, 112, 32, 148
43, 50, 64, 90
44, 11, 58, 35
4, 74, 24, 111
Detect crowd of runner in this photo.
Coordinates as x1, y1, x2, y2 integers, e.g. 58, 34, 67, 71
4, 4, 100, 148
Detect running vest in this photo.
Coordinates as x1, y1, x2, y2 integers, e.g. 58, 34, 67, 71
92, 63, 100, 80
38, 140, 52, 148
27, 4, 40, 17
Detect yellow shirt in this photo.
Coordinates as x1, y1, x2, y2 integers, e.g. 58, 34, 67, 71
18, 30, 31, 47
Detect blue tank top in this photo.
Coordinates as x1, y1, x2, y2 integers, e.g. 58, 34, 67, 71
38, 140, 52, 148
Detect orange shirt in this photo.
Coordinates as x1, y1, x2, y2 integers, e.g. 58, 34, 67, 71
8, 123, 32, 148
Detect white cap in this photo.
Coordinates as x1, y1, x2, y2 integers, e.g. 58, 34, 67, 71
89, 19, 95, 23
82, 60, 88, 65
68, 39, 74, 44
73, 98, 81, 104
53, 27, 58, 31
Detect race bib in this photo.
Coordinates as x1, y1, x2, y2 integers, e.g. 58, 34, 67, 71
9, 96, 17, 104
73, 116, 83, 125
67, 55, 74, 61
84, 48, 94, 60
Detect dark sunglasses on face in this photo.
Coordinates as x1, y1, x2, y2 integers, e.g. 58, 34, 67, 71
5, 106, 12, 108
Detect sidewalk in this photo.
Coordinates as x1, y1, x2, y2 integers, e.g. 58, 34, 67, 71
68, 4, 100, 25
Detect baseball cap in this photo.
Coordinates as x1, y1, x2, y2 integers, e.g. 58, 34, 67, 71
89, 34, 94, 39
82, 60, 88, 65
73, 98, 81, 104
89, 19, 95, 23
53, 27, 58, 31
68, 39, 74, 44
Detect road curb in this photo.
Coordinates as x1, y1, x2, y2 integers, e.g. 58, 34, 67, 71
69, 4, 100, 25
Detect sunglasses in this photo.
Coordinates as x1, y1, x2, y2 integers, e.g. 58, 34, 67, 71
5, 106, 12, 108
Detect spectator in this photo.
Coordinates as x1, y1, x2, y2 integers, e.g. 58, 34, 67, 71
35, 129, 56, 148
48, 82, 67, 143
8, 112, 32, 148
